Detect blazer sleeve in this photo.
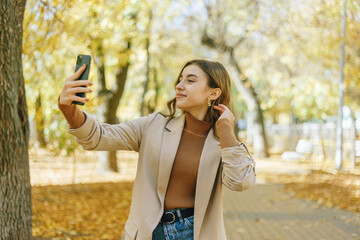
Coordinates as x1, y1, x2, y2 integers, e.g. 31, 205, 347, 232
66, 110, 157, 152
220, 142, 256, 191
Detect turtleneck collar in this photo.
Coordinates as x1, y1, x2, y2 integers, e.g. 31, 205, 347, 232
184, 111, 212, 137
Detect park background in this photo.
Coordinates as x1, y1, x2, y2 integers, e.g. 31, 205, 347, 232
1, 0, 360, 239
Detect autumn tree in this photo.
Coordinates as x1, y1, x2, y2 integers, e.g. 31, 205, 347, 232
86, 3, 140, 172
200, 0, 269, 157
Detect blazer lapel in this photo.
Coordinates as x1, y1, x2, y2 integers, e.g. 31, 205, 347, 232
194, 128, 221, 239
157, 114, 186, 205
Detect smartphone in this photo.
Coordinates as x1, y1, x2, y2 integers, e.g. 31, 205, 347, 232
72, 54, 91, 105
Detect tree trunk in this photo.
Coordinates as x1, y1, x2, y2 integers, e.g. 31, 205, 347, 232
228, 50, 269, 157
140, 8, 153, 117
350, 108, 356, 169
201, 33, 269, 157
152, 67, 160, 112
90, 39, 131, 173
35, 91, 47, 148
0, 0, 32, 239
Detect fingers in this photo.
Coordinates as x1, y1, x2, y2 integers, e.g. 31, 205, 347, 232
214, 104, 234, 120
73, 96, 89, 103
214, 104, 226, 110
69, 86, 93, 94
213, 105, 224, 114
59, 93, 89, 105
69, 64, 87, 81
60, 65, 92, 105
69, 80, 93, 88
215, 104, 230, 114
214, 104, 225, 108
217, 104, 228, 109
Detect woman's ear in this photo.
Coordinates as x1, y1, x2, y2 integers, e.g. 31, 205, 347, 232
209, 88, 221, 101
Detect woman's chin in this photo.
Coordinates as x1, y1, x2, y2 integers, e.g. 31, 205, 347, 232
176, 104, 187, 111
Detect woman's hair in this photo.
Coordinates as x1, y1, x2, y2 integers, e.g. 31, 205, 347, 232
159, 59, 233, 141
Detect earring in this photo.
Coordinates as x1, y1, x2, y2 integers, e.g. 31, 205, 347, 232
208, 98, 211, 107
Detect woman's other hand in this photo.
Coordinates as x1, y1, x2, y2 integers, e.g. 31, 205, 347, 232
58, 64, 93, 105
213, 104, 239, 148
213, 104, 235, 127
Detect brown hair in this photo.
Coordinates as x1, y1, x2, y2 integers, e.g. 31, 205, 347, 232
159, 59, 233, 141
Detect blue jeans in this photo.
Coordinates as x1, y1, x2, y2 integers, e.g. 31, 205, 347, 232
152, 207, 194, 240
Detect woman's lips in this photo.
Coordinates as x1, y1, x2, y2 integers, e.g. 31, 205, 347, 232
176, 94, 186, 98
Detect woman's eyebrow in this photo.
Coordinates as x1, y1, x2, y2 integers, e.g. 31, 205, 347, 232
180, 74, 198, 78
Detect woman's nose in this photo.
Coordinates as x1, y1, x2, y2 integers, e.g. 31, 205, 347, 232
176, 82, 184, 90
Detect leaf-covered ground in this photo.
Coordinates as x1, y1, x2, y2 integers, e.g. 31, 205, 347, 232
30, 148, 139, 239
32, 181, 133, 239
30, 148, 360, 239
261, 169, 360, 213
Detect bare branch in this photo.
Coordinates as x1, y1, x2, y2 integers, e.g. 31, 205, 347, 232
233, 0, 259, 48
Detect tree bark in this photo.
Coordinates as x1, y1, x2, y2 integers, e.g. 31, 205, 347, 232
35, 91, 47, 148
0, 0, 32, 239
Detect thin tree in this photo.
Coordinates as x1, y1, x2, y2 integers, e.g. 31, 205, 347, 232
335, 0, 347, 170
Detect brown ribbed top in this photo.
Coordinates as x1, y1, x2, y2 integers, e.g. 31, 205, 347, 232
164, 112, 213, 210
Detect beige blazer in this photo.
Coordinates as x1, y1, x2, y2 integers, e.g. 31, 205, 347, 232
66, 110, 256, 240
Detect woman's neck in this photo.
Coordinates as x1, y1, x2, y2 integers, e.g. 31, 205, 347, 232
185, 108, 209, 122
184, 112, 212, 136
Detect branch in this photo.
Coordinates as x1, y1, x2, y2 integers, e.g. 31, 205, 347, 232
201, 29, 233, 53
233, 0, 259, 48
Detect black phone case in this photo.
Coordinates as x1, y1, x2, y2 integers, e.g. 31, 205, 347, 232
72, 54, 91, 105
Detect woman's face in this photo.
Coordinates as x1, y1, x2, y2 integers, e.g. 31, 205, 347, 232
175, 64, 215, 115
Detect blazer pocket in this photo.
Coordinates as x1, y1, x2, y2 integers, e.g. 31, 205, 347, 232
124, 220, 139, 239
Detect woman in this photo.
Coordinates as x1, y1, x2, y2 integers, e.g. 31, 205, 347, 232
58, 59, 256, 240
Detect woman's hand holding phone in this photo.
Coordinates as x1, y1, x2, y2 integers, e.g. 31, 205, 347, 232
59, 64, 93, 105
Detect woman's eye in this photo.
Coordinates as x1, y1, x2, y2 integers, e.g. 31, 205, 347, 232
177, 79, 194, 83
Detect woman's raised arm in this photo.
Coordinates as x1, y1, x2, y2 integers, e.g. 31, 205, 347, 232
57, 64, 93, 128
